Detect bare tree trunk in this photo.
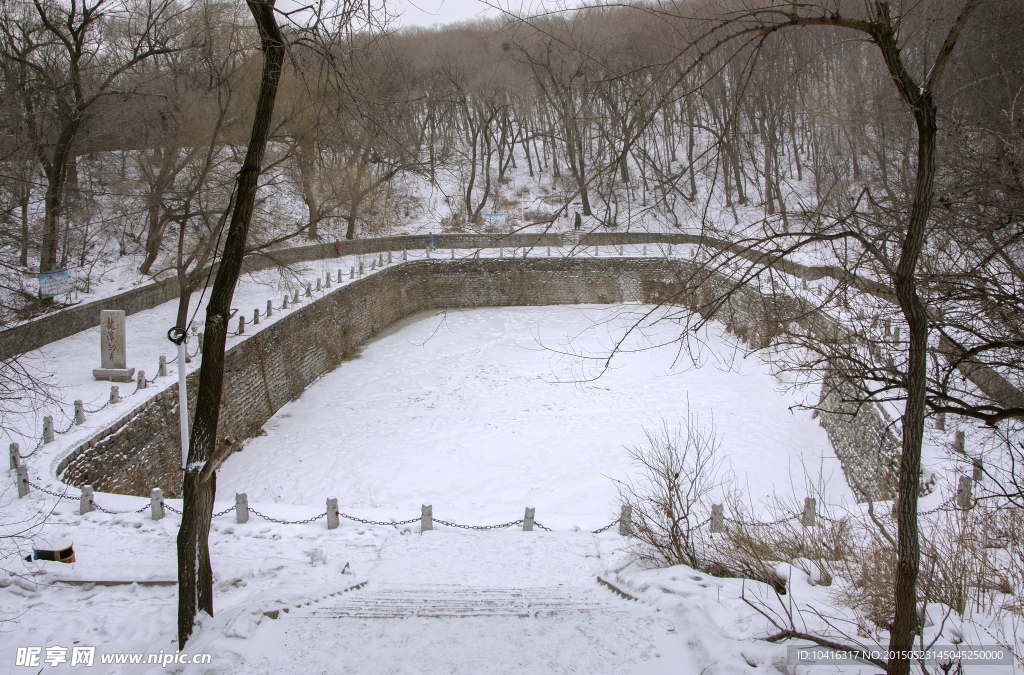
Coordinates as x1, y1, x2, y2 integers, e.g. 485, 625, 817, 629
139, 148, 179, 275
887, 102, 934, 675
177, 0, 285, 647
17, 178, 30, 267
296, 139, 320, 239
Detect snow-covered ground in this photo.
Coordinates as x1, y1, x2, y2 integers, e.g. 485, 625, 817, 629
1, 298, 864, 674
2, 251, 1015, 674
218, 304, 851, 517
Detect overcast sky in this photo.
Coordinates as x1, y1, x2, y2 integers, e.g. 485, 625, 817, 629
391, 0, 507, 27
334, 0, 585, 30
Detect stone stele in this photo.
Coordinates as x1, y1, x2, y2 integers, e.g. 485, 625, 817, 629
93, 310, 135, 382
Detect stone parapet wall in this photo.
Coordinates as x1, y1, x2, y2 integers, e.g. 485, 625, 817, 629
56, 257, 902, 501
58, 258, 661, 496
817, 370, 900, 501
3, 233, 691, 361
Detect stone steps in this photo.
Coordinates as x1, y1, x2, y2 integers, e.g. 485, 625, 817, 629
298, 583, 613, 619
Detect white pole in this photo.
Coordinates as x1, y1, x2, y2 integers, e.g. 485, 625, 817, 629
177, 340, 189, 469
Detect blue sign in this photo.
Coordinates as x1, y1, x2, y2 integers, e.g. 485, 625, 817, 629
38, 268, 71, 298
484, 214, 506, 231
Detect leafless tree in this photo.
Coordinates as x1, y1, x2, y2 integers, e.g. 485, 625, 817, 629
0, 0, 182, 288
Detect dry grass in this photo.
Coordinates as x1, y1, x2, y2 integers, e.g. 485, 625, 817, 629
620, 418, 1024, 653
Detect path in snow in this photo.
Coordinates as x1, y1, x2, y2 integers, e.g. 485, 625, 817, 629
213, 530, 700, 675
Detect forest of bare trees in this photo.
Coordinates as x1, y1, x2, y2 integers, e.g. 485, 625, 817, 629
1, 0, 1022, 669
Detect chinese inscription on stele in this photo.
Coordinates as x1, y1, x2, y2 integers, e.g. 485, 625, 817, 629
93, 310, 135, 382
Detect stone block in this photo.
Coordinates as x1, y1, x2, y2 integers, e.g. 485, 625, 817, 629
93, 367, 135, 382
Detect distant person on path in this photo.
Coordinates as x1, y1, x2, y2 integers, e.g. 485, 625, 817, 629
334, 238, 341, 256
574, 212, 582, 231
428, 232, 435, 250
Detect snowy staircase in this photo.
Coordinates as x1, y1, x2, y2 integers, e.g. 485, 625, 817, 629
298, 583, 612, 619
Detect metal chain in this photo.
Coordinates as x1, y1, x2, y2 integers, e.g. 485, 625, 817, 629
339, 512, 419, 527
168, 342, 200, 365
28, 481, 69, 499
433, 518, 524, 531
93, 501, 150, 515
725, 514, 798, 528
28, 481, 150, 515
23, 481, 634, 535
55, 416, 75, 435
83, 397, 109, 413
18, 438, 45, 459
248, 507, 324, 525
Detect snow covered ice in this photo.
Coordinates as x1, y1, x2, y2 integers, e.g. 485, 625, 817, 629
218, 304, 852, 517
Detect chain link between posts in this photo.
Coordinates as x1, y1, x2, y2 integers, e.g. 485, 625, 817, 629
724, 514, 799, 528
28, 481, 150, 514
919, 493, 959, 516
22, 352, 188, 453
339, 512, 420, 527
20, 482, 638, 535
247, 507, 324, 525
27, 481, 68, 499
86, 498, 966, 532
433, 518, 525, 531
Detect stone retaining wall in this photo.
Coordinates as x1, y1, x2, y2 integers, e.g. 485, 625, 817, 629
57, 258, 649, 496
3, 233, 680, 360
56, 256, 900, 501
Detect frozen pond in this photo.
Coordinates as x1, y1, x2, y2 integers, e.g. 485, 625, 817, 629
218, 305, 853, 517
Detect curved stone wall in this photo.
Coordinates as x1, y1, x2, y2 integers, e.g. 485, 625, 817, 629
57, 256, 898, 500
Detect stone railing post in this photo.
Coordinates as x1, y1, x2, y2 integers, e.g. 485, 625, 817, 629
711, 504, 724, 533
16, 465, 29, 497
151, 488, 164, 521
618, 504, 632, 536
523, 506, 535, 532
235, 493, 249, 524
80, 485, 95, 515
327, 497, 339, 529
802, 497, 816, 527
957, 476, 973, 510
